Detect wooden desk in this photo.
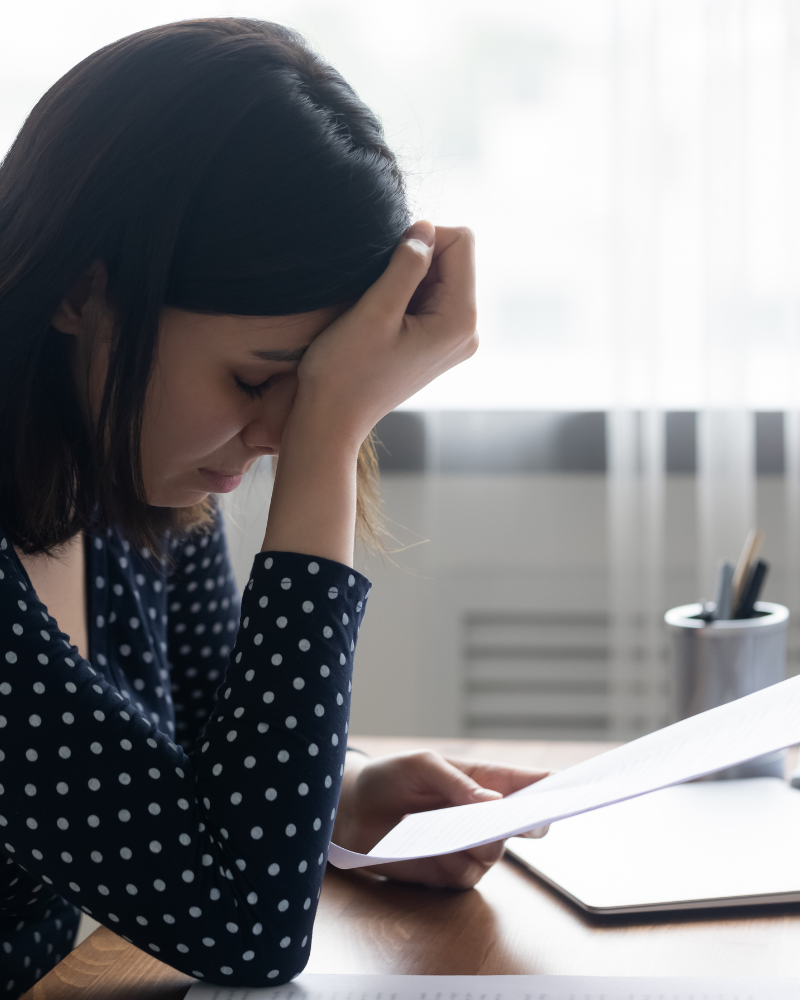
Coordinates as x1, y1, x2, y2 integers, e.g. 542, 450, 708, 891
24, 737, 800, 998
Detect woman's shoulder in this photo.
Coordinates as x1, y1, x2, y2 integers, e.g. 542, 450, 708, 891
0, 527, 18, 582
0, 522, 31, 590
0, 524, 43, 630
0, 506, 233, 605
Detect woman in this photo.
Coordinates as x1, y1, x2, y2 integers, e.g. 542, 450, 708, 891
0, 17, 547, 996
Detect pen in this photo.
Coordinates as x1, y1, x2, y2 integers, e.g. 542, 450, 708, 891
734, 559, 768, 619
713, 561, 734, 620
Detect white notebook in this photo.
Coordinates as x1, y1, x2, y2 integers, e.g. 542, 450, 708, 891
187, 973, 799, 1000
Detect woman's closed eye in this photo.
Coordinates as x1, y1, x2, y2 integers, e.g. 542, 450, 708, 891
234, 375, 276, 400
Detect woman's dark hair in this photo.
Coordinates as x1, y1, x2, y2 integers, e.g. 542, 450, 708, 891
0, 17, 409, 556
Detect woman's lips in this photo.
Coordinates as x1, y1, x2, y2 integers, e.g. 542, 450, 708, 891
199, 468, 244, 493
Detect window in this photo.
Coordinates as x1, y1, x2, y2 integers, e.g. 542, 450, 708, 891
4, 1, 798, 409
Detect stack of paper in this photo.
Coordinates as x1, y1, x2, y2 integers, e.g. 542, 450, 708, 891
187, 972, 799, 1000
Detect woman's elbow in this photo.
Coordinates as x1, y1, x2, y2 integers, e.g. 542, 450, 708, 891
184, 937, 311, 988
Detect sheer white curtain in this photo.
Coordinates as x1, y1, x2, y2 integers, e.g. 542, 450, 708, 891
605, 0, 800, 736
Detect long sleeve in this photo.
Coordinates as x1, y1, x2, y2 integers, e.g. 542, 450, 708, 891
0, 529, 370, 986
165, 522, 242, 752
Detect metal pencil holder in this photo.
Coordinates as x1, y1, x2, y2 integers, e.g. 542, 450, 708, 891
664, 601, 789, 780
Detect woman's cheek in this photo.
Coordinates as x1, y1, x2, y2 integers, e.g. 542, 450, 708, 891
180, 398, 246, 456
146, 378, 241, 465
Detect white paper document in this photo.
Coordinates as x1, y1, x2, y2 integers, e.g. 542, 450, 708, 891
328, 673, 800, 869
187, 972, 800, 1000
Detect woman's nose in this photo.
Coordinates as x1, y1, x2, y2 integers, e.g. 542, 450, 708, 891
240, 375, 298, 453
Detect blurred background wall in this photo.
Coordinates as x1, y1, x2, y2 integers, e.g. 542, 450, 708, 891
6, 0, 800, 742
221, 412, 800, 744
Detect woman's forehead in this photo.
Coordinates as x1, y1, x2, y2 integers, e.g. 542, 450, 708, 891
160, 304, 345, 351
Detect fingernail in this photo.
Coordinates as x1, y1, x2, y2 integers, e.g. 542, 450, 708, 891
404, 221, 435, 247
472, 787, 503, 801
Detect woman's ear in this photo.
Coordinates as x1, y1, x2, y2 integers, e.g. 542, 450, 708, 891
51, 260, 108, 335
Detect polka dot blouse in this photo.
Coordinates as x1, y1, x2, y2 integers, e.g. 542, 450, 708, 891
0, 504, 370, 997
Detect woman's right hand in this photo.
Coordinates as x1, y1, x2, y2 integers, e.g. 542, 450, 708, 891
293, 222, 478, 449
262, 223, 477, 567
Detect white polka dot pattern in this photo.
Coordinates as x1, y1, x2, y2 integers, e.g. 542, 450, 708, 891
0, 505, 369, 995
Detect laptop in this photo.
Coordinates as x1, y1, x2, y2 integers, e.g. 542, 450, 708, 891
506, 777, 800, 914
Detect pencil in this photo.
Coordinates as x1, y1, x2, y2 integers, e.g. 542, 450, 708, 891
731, 528, 764, 614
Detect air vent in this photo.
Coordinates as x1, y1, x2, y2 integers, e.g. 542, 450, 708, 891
463, 611, 611, 739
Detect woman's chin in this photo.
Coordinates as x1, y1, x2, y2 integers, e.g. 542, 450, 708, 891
145, 483, 211, 508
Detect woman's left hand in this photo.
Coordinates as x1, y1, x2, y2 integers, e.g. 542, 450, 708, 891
332, 749, 550, 889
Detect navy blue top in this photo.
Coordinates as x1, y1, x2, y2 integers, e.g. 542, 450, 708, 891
0, 505, 370, 997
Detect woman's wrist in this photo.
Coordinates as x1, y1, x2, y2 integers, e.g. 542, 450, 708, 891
333, 749, 371, 849
288, 383, 375, 454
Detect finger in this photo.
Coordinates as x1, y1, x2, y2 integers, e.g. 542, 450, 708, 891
518, 825, 550, 839
464, 838, 506, 866
410, 750, 503, 806
368, 850, 488, 890
426, 849, 493, 890
411, 226, 476, 326
355, 220, 435, 322
405, 220, 436, 246
446, 758, 550, 796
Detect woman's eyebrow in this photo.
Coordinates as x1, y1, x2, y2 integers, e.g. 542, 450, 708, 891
248, 347, 308, 362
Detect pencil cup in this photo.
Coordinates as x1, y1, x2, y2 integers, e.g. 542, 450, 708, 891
664, 602, 789, 780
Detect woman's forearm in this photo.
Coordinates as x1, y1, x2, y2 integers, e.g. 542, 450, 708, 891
261, 392, 362, 567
